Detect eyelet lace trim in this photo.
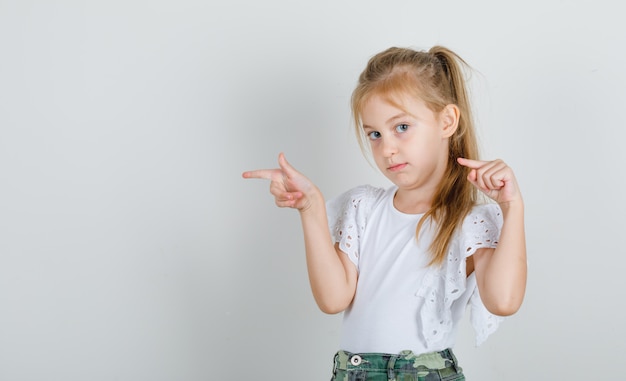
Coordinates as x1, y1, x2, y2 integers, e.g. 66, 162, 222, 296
327, 185, 385, 266
416, 204, 505, 346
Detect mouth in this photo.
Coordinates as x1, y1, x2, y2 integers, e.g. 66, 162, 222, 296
387, 163, 407, 172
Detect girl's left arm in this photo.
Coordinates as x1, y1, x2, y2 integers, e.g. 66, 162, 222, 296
457, 158, 527, 316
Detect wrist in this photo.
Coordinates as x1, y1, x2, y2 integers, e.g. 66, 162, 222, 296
498, 198, 524, 216
298, 186, 324, 214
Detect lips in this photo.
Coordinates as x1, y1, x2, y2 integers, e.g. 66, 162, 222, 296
387, 163, 407, 172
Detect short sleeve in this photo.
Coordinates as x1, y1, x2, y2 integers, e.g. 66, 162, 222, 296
326, 185, 385, 268
460, 203, 503, 258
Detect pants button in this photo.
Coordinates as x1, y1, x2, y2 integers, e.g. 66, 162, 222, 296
350, 355, 362, 366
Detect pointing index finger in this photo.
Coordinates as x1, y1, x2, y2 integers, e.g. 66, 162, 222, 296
457, 157, 486, 169
242, 169, 280, 180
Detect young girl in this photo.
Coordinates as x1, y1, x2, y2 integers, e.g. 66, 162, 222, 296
243, 45, 527, 380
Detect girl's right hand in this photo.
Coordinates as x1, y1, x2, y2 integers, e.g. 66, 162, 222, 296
242, 153, 319, 212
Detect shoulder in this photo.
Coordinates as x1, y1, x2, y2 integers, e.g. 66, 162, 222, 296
326, 185, 390, 266
326, 184, 390, 238
326, 184, 388, 211
339, 184, 387, 200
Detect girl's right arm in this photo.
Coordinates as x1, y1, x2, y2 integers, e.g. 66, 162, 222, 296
242, 153, 357, 314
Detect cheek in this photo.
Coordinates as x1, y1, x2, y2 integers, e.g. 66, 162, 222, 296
368, 140, 381, 154
370, 145, 386, 165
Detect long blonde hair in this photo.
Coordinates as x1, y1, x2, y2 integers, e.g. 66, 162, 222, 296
351, 46, 479, 266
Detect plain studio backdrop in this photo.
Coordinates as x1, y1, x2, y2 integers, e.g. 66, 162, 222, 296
1, 1, 624, 380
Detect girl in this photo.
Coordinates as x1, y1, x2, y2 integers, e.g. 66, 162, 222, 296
243, 45, 526, 380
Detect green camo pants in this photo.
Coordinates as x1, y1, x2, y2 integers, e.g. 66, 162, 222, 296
331, 349, 465, 381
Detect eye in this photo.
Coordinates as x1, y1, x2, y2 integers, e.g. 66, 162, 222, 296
395, 123, 409, 133
367, 131, 381, 140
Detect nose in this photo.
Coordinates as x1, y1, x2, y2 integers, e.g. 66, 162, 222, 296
381, 137, 398, 157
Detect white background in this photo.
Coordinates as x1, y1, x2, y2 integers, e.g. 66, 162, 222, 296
1, 1, 624, 380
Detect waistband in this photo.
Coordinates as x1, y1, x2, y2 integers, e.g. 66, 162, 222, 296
333, 348, 461, 373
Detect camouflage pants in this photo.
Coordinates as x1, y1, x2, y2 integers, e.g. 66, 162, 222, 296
331, 348, 465, 381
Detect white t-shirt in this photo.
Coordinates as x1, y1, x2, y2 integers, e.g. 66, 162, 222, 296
326, 185, 504, 355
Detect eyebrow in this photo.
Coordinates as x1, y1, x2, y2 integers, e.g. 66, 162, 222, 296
363, 112, 409, 130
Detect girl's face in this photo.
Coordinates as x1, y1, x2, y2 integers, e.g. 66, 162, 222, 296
361, 93, 457, 196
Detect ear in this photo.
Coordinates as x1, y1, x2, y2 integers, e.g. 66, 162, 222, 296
440, 104, 460, 138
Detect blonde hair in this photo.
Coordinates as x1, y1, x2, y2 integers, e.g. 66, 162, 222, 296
351, 46, 479, 266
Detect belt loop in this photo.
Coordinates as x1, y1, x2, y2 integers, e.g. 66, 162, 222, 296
387, 354, 398, 381
445, 348, 461, 374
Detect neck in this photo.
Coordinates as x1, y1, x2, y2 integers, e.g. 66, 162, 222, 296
393, 186, 436, 214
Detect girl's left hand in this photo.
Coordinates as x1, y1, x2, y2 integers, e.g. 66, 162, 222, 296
457, 158, 522, 206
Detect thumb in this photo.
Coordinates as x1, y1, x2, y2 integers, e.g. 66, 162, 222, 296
278, 152, 299, 176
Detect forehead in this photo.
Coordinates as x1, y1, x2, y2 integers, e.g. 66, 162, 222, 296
361, 92, 432, 123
